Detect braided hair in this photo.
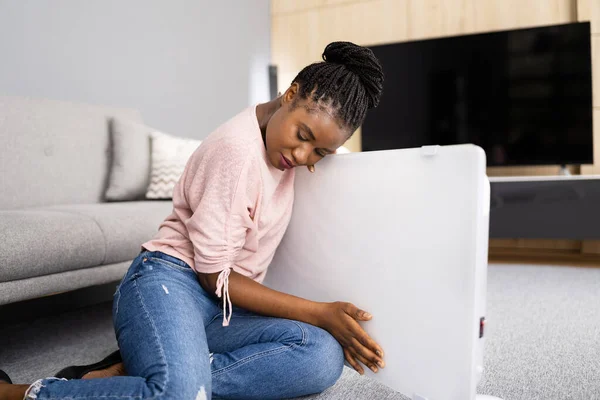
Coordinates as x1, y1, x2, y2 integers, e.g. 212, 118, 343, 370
291, 41, 384, 135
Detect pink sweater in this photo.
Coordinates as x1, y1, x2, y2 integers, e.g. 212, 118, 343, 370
142, 106, 295, 326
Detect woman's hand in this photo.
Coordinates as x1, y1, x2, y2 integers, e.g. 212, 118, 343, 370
317, 301, 385, 375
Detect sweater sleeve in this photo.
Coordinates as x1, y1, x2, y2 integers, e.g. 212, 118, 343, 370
181, 143, 258, 326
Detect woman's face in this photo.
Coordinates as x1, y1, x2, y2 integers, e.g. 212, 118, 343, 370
265, 84, 349, 172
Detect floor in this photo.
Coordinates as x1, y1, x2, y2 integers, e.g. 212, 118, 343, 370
1, 263, 600, 400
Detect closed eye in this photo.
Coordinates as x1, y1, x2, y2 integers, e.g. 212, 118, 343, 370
297, 131, 308, 142
298, 129, 326, 157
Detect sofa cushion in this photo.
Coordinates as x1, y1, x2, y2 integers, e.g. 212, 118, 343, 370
104, 117, 153, 202
0, 209, 105, 282
45, 201, 172, 264
146, 131, 202, 199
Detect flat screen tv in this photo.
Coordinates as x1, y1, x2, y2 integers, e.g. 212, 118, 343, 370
362, 22, 593, 166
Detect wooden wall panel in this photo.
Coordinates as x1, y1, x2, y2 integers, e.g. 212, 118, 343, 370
312, 1, 407, 51
579, 36, 599, 175
577, 0, 591, 21
345, 127, 362, 153
592, 35, 600, 107
580, 0, 600, 176
592, 0, 600, 33
402, 0, 477, 40
272, 0, 379, 15
575, 0, 600, 31
581, 109, 600, 175
472, 0, 576, 32
594, 36, 600, 108
272, 0, 322, 15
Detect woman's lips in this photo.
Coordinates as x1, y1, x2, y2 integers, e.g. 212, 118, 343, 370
280, 154, 294, 169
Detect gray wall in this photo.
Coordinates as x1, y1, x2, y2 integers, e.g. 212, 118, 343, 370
0, 0, 271, 139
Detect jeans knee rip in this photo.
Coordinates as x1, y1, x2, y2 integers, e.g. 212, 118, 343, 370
195, 386, 208, 400
24, 377, 68, 399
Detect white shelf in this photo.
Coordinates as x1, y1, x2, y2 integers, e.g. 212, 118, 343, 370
489, 175, 600, 183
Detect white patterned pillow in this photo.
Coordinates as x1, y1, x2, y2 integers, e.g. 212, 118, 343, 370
145, 131, 202, 199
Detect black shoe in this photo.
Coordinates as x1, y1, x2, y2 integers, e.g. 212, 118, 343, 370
0, 369, 12, 384
55, 350, 122, 380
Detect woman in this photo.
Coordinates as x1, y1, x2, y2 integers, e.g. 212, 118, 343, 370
0, 41, 385, 400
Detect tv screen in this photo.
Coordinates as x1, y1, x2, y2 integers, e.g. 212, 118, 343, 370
362, 22, 593, 166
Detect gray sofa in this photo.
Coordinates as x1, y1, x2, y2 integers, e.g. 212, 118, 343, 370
0, 95, 172, 305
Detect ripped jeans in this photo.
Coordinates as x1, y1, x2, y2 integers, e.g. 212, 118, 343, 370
24, 251, 344, 400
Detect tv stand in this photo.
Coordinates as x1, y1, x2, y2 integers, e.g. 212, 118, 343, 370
489, 175, 600, 239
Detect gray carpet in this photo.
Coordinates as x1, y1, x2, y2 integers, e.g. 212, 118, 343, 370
1, 264, 599, 400
478, 264, 600, 400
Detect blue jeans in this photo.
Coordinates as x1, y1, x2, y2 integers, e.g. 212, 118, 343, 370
25, 251, 344, 399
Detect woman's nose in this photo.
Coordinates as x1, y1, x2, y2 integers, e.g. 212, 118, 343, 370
292, 145, 310, 165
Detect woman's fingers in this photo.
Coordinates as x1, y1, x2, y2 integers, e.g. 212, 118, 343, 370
326, 302, 385, 375
351, 348, 380, 373
343, 303, 385, 359
345, 303, 372, 321
350, 336, 385, 369
358, 332, 385, 362
343, 347, 364, 375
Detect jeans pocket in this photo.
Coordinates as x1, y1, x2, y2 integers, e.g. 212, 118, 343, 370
147, 256, 192, 273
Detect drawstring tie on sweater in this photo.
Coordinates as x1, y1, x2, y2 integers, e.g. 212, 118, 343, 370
215, 268, 232, 326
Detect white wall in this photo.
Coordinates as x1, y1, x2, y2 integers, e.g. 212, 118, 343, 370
0, 0, 271, 139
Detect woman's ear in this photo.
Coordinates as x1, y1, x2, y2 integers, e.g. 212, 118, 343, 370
283, 83, 299, 104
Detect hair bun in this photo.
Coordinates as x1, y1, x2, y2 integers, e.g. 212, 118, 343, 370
322, 41, 384, 108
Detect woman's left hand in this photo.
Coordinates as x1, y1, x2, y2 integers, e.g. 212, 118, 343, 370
316, 301, 385, 375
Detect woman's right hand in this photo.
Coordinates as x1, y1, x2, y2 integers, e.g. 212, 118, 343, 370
317, 301, 385, 375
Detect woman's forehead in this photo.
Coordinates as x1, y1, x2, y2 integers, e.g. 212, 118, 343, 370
294, 97, 337, 123
291, 99, 348, 145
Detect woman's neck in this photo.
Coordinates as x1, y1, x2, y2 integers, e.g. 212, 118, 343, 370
256, 98, 281, 146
